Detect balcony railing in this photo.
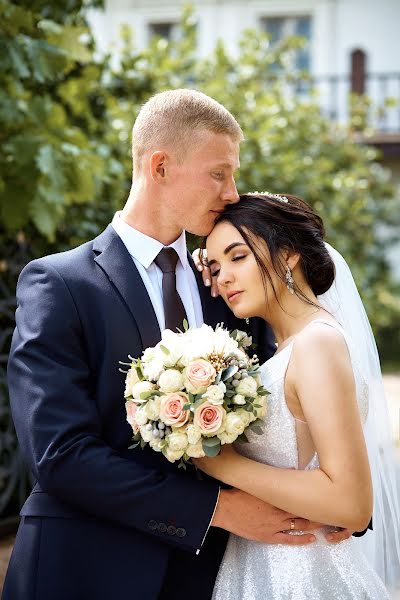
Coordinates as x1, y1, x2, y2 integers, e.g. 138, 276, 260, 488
296, 71, 400, 133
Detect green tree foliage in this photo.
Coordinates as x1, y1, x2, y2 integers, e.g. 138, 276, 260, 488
0, 0, 125, 244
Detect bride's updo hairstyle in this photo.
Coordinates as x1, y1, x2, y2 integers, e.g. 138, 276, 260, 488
212, 193, 335, 306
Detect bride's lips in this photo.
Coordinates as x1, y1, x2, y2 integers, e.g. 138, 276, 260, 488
227, 291, 242, 303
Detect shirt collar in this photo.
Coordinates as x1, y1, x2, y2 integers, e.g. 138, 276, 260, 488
112, 211, 188, 270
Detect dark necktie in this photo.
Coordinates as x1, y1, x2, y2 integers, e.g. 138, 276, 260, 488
154, 247, 187, 332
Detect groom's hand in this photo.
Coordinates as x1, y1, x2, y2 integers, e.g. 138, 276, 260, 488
212, 489, 319, 545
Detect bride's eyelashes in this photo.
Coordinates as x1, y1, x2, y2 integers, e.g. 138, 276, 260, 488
210, 254, 247, 277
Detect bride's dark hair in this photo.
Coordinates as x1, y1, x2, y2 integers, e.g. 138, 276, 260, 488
208, 193, 335, 307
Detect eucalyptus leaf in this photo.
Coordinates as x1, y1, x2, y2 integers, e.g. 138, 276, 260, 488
202, 440, 221, 457
202, 436, 221, 447
222, 365, 238, 381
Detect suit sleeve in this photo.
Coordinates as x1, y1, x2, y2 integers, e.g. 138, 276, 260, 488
8, 259, 219, 553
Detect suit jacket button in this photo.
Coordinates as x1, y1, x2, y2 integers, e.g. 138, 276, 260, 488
158, 522, 167, 533
148, 520, 158, 531
167, 525, 176, 535
176, 528, 186, 538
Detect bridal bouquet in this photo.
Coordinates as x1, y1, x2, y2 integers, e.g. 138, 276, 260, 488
123, 323, 269, 466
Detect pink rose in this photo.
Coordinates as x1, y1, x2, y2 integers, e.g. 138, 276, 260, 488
125, 400, 139, 434
159, 393, 190, 428
186, 359, 216, 390
194, 402, 226, 435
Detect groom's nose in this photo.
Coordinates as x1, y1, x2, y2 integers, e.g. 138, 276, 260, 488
222, 176, 239, 204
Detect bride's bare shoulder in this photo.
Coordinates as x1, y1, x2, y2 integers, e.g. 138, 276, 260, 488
292, 320, 350, 367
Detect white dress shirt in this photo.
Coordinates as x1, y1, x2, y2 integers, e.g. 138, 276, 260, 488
112, 212, 204, 331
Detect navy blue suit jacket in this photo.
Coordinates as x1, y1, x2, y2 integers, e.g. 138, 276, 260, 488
4, 225, 275, 600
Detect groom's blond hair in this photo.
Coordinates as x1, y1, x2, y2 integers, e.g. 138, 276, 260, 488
131, 89, 243, 174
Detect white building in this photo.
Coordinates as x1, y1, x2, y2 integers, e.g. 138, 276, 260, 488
90, 0, 400, 133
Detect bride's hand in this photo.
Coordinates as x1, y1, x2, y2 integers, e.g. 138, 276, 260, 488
192, 248, 219, 298
193, 444, 237, 481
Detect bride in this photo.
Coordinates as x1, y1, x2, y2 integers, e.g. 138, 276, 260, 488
193, 192, 400, 599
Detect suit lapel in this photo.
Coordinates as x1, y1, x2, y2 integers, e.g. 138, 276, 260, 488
93, 225, 161, 350
187, 253, 228, 328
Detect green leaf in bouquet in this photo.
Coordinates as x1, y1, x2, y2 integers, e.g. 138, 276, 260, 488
139, 391, 155, 400
236, 432, 250, 444
140, 439, 146, 449
183, 318, 189, 331
128, 441, 141, 449
225, 390, 236, 398
250, 425, 264, 435
134, 360, 145, 381
193, 396, 206, 409
202, 438, 221, 457
178, 459, 187, 470
159, 344, 170, 355
245, 404, 254, 412
222, 365, 238, 381
189, 392, 196, 403
182, 403, 192, 410
202, 436, 221, 447
229, 329, 238, 339
257, 389, 269, 396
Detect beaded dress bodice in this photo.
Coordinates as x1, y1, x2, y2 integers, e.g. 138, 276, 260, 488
212, 320, 387, 600
237, 319, 368, 473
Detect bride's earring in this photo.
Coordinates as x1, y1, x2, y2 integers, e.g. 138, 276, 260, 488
285, 265, 295, 294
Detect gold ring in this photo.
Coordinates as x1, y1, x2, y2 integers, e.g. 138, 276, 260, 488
290, 518, 296, 531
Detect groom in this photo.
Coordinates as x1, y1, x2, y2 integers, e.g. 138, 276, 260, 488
4, 89, 350, 600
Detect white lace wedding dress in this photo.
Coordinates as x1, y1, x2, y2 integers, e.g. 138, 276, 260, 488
212, 319, 389, 600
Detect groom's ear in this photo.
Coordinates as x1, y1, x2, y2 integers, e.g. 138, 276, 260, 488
150, 150, 168, 182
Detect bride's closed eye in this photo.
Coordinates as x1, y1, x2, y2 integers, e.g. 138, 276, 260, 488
210, 254, 247, 277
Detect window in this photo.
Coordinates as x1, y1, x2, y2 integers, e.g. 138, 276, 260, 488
261, 15, 312, 71
148, 22, 178, 42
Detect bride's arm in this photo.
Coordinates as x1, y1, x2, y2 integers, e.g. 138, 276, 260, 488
195, 326, 373, 532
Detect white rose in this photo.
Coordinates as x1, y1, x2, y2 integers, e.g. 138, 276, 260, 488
236, 377, 258, 398
167, 431, 188, 453
212, 327, 240, 356
218, 430, 238, 445
135, 406, 149, 426
236, 408, 251, 428
149, 438, 163, 452
186, 441, 205, 458
158, 330, 184, 367
232, 394, 246, 405
142, 358, 164, 382
186, 424, 202, 445
139, 424, 153, 442
203, 384, 225, 405
165, 447, 185, 463
124, 367, 140, 398
131, 381, 156, 401
256, 396, 268, 419
225, 412, 246, 436
145, 397, 161, 420
158, 369, 184, 393
179, 325, 215, 365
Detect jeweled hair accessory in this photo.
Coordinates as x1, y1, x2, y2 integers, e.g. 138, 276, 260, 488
249, 191, 289, 204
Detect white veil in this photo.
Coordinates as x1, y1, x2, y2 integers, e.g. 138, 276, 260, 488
318, 243, 400, 589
